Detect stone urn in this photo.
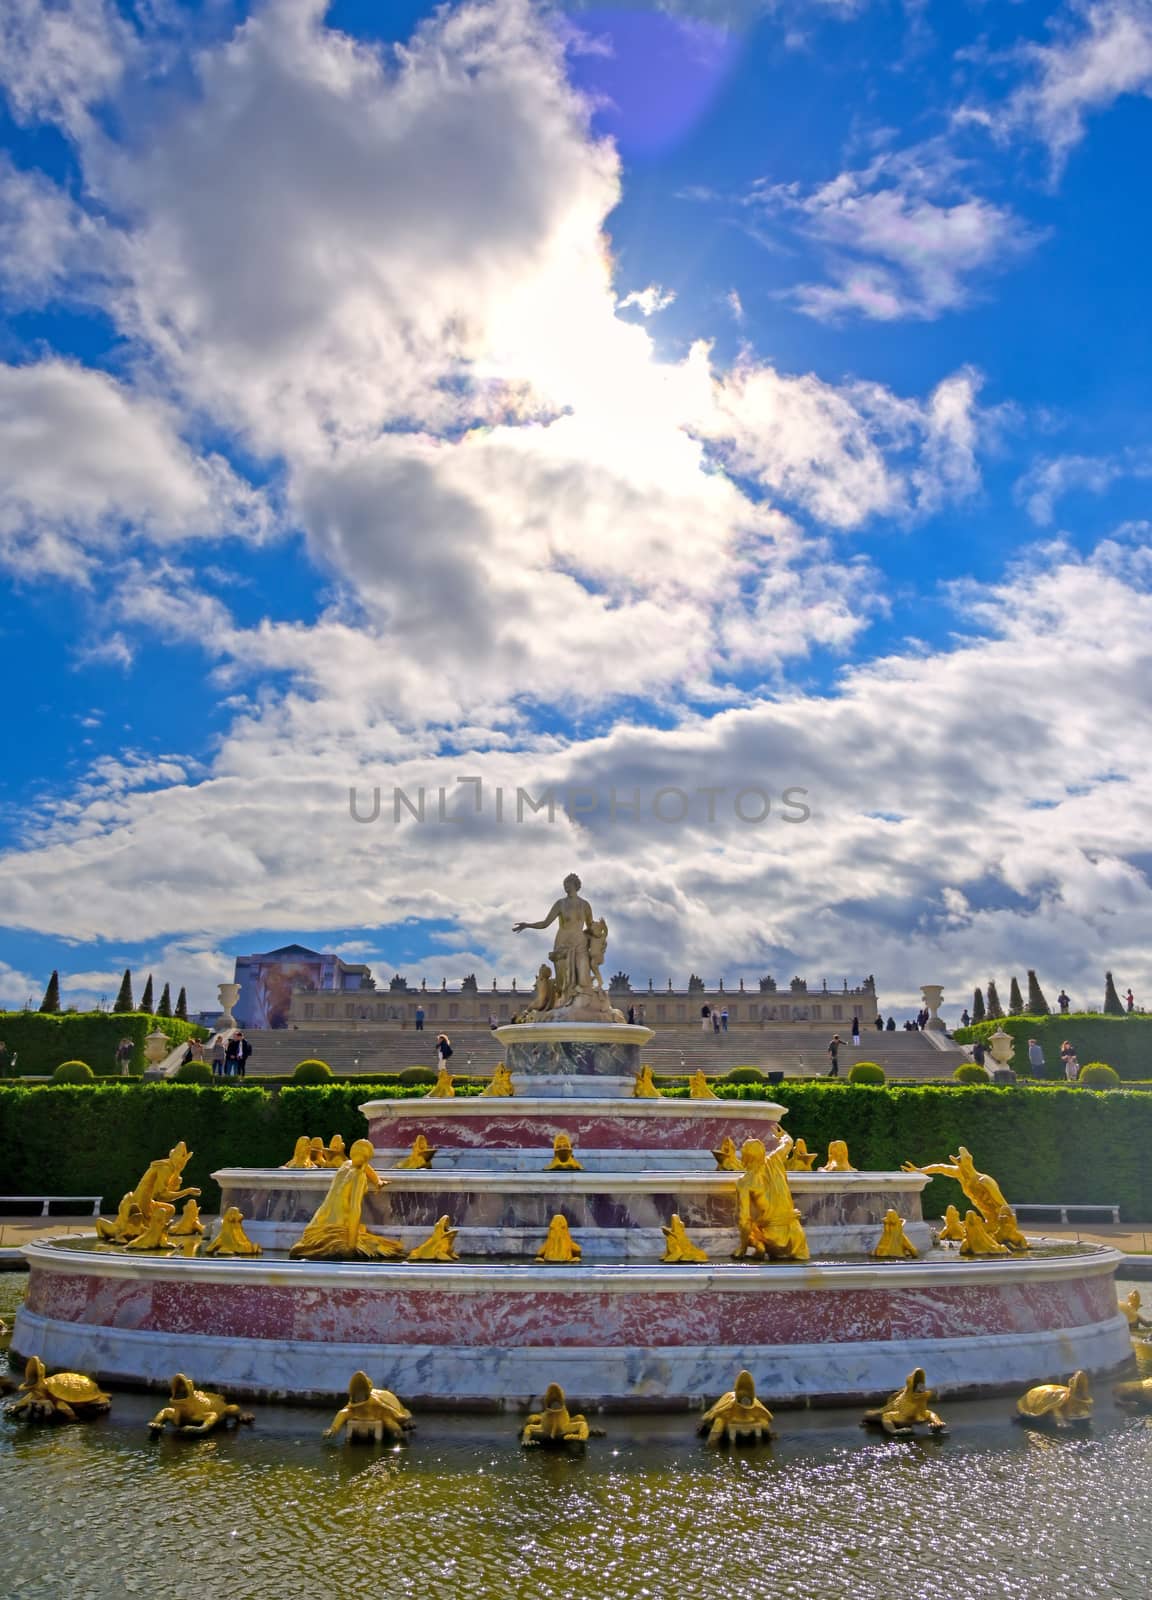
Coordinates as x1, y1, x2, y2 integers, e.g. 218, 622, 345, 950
144, 1029, 171, 1065
988, 1028, 1015, 1066
218, 982, 241, 1030
919, 984, 945, 1030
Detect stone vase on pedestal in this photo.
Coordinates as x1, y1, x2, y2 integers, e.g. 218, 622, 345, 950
920, 984, 946, 1031
218, 982, 241, 1031
988, 1028, 1015, 1066
143, 1029, 171, 1065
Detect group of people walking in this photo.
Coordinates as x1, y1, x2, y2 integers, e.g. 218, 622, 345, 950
700, 1005, 729, 1032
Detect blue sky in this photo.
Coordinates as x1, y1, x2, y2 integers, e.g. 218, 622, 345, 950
1, 0, 1151, 1019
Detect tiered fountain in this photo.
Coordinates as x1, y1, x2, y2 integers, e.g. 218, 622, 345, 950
12, 876, 1131, 1404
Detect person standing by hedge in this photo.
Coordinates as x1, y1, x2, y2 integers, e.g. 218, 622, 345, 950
415, 1004, 425, 1032
1027, 1038, 1046, 1078
827, 1035, 842, 1077
226, 1030, 252, 1079
115, 1036, 134, 1078
1058, 989, 1070, 1014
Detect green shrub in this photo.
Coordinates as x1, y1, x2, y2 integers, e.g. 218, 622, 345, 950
397, 1066, 437, 1086
0, 1011, 208, 1078
953, 1014, 1152, 1081
1078, 1061, 1120, 1089
174, 1059, 214, 1085
725, 1067, 766, 1084
848, 1061, 885, 1085
291, 1059, 333, 1084
52, 1060, 94, 1083
954, 1062, 991, 1085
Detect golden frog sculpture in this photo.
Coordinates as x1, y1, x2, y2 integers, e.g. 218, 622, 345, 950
698, 1370, 776, 1446
872, 1209, 918, 1259
97, 1140, 201, 1243
289, 1139, 404, 1260
482, 1063, 514, 1097
902, 1145, 1028, 1251
936, 1204, 966, 1243
689, 1070, 717, 1100
406, 1215, 460, 1262
547, 1133, 583, 1172
95, 1193, 146, 1244
125, 1201, 177, 1252
661, 1214, 708, 1263
536, 1214, 582, 1262
396, 1134, 438, 1170
148, 1374, 254, 1437
1113, 1377, 1152, 1410
325, 1371, 414, 1443
1016, 1370, 1093, 1427
1120, 1289, 1150, 1331
520, 1382, 590, 1448
785, 1138, 818, 1172
712, 1137, 742, 1173
203, 1206, 263, 1257
994, 1205, 1030, 1252
281, 1136, 316, 1169
862, 1368, 948, 1437
818, 1140, 856, 1172
169, 1199, 205, 1238
322, 1135, 347, 1168
7, 1357, 110, 1424
959, 1209, 1009, 1257
426, 1066, 455, 1099
633, 1065, 660, 1099
309, 1137, 329, 1168
732, 1132, 809, 1262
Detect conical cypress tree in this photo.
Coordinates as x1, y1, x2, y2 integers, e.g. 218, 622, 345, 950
1104, 971, 1125, 1016
156, 982, 172, 1019
986, 980, 1004, 1020
1026, 970, 1050, 1015
113, 968, 134, 1012
971, 987, 986, 1024
1008, 976, 1024, 1015
174, 986, 188, 1022
38, 970, 61, 1013
139, 974, 154, 1014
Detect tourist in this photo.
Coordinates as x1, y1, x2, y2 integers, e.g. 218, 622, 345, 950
972, 1040, 986, 1068
415, 1004, 425, 1032
851, 1015, 861, 1046
960, 1008, 971, 1028
1058, 989, 1071, 1014
827, 1035, 842, 1077
627, 1004, 635, 1025
701, 1004, 711, 1032
1064, 1049, 1080, 1083
225, 1030, 252, 1079
712, 1008, 721, 1033
1126, 988, 1135, 1013
874, 1015, 884, 1031
720, 1006, 729, 1032
1060, 1039, 1076, 1076
1027, 1038, 1046, 1078
436, 1032, 454, 1068
488, 1013, 498, 1030
115, 1035, 134, 1077
212, 1037, 225, 1077
886, 1017, 895, 1031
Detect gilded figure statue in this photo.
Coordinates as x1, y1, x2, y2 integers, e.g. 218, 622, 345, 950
819, 1140, 856, 1172
203, 1206, 263, 1257
95, 1194, 145, 1243
396, 1134, 438, 1169
170, 1199, 205, 1237
125, 1201, 177, 1252
547, 1134, 583, 1171
1113, 1377, 1152, 1410
1016, 1371, 1093, 1427
406, 1215, 460, 1262
512, 875, 626, 1023
323, 1135, 347, 1168
862, 1369, 948, 1437
536, 1215, 582, 1262
785, 1138, 818, 1171
309, 1137, 328, 1167
633, 1065, 660, 1099
688, 1070, 717, 1100
902, 1146, 1027, 1250
148, 1374, 254, 1436
98, 1141, 201, 1243
959, 1209, 1008, 1256
325, 1371, 414, 1443
712, 1137, 742, 1173
282, 1136, 316, 1169
520, 1382, 590, 1448
661, 1214, 708, 1263
995, 1205, 1029, 1252
698, 1371, 776, 1446
1119, 1289, 1149, 1331
482, 1063, 515, 1097
7, 1357, 110, 1424
426, 1065, 455, 1098
936, 1204, 966, 1243
732, 1132, 809, 1261
289, 1139, 404, 1260
872, 1209, 918, 1259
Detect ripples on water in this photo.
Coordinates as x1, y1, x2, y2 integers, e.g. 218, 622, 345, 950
2, 1277, 1150, 1600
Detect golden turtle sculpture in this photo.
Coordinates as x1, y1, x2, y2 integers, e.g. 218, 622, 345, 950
1015, 1370, 1093, 1427
1113, 1377, 1152, 1411
862, 1368, 948, 1437
7, 1356, 111, 1424
324, 1371, 414, 1443
698, 1370, 776, 1446
520, 1382, 590, 1448
148, 1373, 254, 1437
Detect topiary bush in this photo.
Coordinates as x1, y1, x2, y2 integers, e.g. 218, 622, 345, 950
291, 1059, 333, 1084
397, 1066, 437, 1086
1078, 1061, 1121, 1089
174, 1059, 214, 1085
52, 1060, 94, 1083
725, 1067, 766, 1084
954, 1062, 991, 1085
848, 1061, 885, 1085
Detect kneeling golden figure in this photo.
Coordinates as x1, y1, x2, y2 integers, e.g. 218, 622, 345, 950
819, 1140, 856, 1172
289, 1139, 404, 1261
786, 1138, 818, 1172
322, 1135, 347, 1168
95, 1193, 146, 1244
689, 1070, 717, 1100
148, 1374, 254, 1437
731, 1134, 809, 1262
406, 1215, 460, 1262
936, 1204, 966, 1243
1120, 1289, 1150, 1331
520, 1382, 590, 1448
872, 1209, 918, 1259
204, 1206, 263, 1257
482, 1063, 514, 1097
661, 1214, 708, 1263
862, 1368, 948, 1437
125, 1200, 177, 1252
536, 1215, 581, 1262
281, 1136, 316, 1170
396, 1134, 438, 1170
547, 1133, 583, 1172
325, 1371, 413, 1444
1016, 1370, 1093, 1427
169, 1199, 205, 1238
425, 1066, 455, 1099
633, 1065, 660, 1099
699, 1370, 775, 1446
959, 1209, 1009, 1257
6, 1357, 110, 1425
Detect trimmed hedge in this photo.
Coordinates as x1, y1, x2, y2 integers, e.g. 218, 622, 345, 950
954, 1062, 991, 1085
1079, 1062, 1121, 1088
292, 1060, 333, 1084
725, 1067, 766, 1084
847, 1062, 885, 1085
954, 1014, 1152, 1081
0, 1011, 209, 1078
174, 1060, 214, 1085
52, 1061, 94, 1083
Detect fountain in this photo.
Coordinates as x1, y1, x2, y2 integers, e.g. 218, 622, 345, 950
10, 876, 1132, 1406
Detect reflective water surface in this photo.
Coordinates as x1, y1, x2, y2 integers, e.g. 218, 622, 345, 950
3, 1276, 1150, 1600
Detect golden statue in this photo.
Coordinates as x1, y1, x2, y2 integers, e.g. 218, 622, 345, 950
282, 1136, 316, 1169
396, 1134, 437, 1169
147, 1374, 254, 1436
520, 1382, 590, 1448
633, 1065, 660, 1099
536, 1215, 581, 1262
406, 1216, 460, 1262
872, 1209, 918, 1259
1120, 1289, 1149, 1331
547, 1133, 583, 1171
98, 1140, 201, 1243
862, 1369, 948, 1436
785, 1138, 818, 1172
936, 1204, 966, 1243
426, 1065, 455, 1098
6, 1357, 111, 1424
995, 1205, 1029, 1252
1016, 1371, 1093, 1427
1113, 1377, 1152, 1410
689, 1070, 717, 1100
959, 1209, 1008, 1256
170, 1199, 205, 1238
309, 1137, 328, 1167
95, 1193, 145, 1243
290, 1139, 404, 1260
125, 1201, 177, 1252
819, 1140, 855, 1172
661, 1214, 708, 1263
698, 1370, 776, 1446
203, 1207, 263, 1257
732, 1133, 809, 1261
712, 1137, 742, 1173
482, 1063, 514, 1097
902, 1146, 1027, 1248
323, 1135, 347, 1168
325, 1371, 413, 1443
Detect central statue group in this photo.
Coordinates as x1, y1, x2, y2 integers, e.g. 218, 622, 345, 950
511, 873, 626, 1024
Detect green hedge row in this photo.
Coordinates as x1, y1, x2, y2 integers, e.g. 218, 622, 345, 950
0, 1012, 209, 1079
1, 1080, 1150, 1220
953, 1014, 1152, 1081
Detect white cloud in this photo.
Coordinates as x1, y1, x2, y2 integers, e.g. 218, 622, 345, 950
1016, 451, 1152, 524
617, 284, 676, 316
0, 0, 137, 135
